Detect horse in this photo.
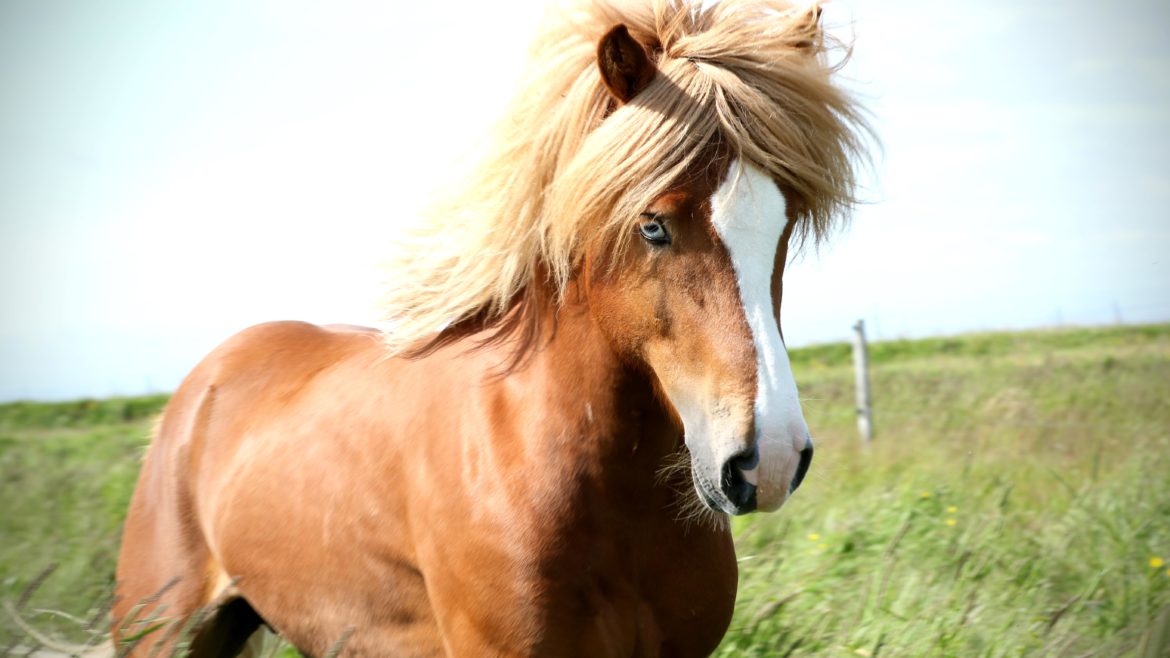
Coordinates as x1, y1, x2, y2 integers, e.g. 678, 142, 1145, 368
112, 0, 867, 655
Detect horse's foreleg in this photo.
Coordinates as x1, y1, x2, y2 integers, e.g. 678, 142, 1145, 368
185, 597, 265, 658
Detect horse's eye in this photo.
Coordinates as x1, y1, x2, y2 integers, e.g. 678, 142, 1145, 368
638, 215, 671, 246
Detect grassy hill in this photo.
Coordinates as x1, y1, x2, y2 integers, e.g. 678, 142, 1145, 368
2, 325, 1168, 655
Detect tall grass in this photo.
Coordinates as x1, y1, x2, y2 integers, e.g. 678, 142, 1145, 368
0, 414, 152, 652
1, 325, 1167, 655
721, 325, 1170, 656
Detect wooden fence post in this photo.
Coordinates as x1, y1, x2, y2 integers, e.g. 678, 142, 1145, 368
851, 319, 873, 444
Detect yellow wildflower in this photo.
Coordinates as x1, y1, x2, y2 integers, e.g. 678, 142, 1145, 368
920, 491, 932, 499
1151, 557, 1165, 569
945, 518, 957, 527
808, 533, 821, 541
946, 505, 958, 514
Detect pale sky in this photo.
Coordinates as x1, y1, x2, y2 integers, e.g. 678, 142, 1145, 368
2, 0, 1168, 401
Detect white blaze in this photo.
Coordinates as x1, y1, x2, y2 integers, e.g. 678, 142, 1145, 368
709, 160, 809, 509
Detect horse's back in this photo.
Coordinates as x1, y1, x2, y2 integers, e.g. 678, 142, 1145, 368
182, 320, 383, 412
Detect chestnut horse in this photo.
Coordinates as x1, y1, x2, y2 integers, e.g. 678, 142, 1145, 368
113, 0, 866, 655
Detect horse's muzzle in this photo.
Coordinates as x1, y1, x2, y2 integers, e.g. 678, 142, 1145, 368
712, 437, 813, 515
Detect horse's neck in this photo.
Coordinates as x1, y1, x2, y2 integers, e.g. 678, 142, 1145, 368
509, 292, 682, 481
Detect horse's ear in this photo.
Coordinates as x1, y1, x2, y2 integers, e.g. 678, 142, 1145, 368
794, 4, 824, 52
597, 24, 656, 104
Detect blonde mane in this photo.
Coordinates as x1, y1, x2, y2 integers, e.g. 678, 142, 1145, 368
383, 0, 869, 355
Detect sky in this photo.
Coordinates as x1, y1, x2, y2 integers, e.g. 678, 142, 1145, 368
1, 0, 1168, 401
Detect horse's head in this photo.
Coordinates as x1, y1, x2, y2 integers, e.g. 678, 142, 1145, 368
582, 24, 817, 516
383, 1, 865, 515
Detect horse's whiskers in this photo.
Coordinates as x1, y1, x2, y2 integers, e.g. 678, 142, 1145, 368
656, 449, 727, 532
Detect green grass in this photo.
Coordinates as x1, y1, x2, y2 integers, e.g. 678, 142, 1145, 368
722, 324, 1170, 656
0, 394, 169, 432
0, 402, 160, 652
2, 325, 1168, 656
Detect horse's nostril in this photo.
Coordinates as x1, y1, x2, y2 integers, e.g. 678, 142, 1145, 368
731, 445, 760, 472
789, 440, 814, 494
720, 450, 758, 513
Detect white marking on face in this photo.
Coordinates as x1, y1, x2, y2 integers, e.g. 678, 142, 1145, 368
709, 160, 809, 509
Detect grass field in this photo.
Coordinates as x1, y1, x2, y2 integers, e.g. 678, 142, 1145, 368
2, 325, 1168, 656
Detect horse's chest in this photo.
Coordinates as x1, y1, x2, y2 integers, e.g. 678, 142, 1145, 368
540, 525, 739, 657
420, 509, 739, 657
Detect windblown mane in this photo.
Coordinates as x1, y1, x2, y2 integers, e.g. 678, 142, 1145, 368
382, 0, 869, 356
